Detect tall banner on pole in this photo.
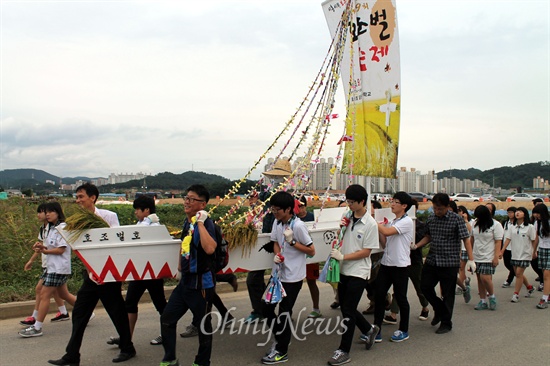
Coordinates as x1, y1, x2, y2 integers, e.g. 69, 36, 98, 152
322, 0, 401, 178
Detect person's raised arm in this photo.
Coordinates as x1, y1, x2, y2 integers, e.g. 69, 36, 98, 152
195, 211, 216, 255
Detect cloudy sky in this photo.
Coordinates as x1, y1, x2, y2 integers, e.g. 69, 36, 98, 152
1, 0, 548, 180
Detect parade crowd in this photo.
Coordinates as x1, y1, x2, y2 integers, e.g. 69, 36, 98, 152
17, 183, 549, 366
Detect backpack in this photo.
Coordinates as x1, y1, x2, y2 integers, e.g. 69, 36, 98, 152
212, 223, 229, 273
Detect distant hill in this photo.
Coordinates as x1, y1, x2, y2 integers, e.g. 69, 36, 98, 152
0, 168, 60, 185
436, 161, 549, 189
100, 171, 241, 196
1, 161, 547, 194
436, 168, 483, 180
0, 169, 101, 189
0, 169, 255, 197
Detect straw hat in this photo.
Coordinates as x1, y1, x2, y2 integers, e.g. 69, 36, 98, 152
263, 159, 292, 178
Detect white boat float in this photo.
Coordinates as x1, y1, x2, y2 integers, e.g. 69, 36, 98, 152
59, 225, 181, 284
59, 207, 410, 282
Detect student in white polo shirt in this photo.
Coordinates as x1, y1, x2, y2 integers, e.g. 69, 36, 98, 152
501, 207, 536, 302
373, 191, 414, 343
261, 191, 315, 365
328, 185, 380, 366
471, 205, 504, 310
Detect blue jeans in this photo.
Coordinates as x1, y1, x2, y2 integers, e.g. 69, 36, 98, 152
160, 283, 214, 366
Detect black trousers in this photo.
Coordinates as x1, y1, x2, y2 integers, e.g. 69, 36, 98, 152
420, 264, 458, 329
63, 277, 134, 362
503, 250, 515, 283
364, 252, 384, 300
246, 270, 266, 316
531, 258, 544, 282
263, 280, 303, 354
190, 274, 238, 327
374, 265, 410, 333
161, 284, 214, 365
338, 274, 373, 353
125, 279, 166, 314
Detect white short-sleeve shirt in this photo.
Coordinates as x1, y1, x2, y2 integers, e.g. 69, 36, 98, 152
38, 224, 51, 268
95, 207, 120, 227
536, 220, 550, 249
461, 219, 475, 251
381, 215, 413, 267
340, 213, 380, 279
270, 217, 313, 283
505, 223, 536, 261
503, 220, 513, 251
45, 223, 71, 275
137, 214, 161, 226
472, 219, 504, 262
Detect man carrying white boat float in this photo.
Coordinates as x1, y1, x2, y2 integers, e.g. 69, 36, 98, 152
159, 185, 217, 366
261, 191, 315, 365
328, 185, 380, 366
49, 183, 136, 366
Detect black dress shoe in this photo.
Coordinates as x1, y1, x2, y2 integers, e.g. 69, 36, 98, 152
107, 336, 120, 345
48, 358, 79, 366
435, 325, 452, 334
230, 277, 239, 292
430, 315, 440, 326
112, 351, 136, 363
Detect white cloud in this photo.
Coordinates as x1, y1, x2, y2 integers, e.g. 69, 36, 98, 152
1, 0, 548, 180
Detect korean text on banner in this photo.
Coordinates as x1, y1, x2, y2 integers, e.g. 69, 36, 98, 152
322, 0, 401, 178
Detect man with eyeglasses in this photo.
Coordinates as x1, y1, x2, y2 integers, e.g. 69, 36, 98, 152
328, 184, 380, 366
159, 185, 217, 366
415, 193, 475, 335
373, 192, 414, 343
261, 191, 315, 365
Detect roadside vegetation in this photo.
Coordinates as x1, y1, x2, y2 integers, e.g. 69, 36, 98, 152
0, 198, 244, 303
0, 198, 507, 304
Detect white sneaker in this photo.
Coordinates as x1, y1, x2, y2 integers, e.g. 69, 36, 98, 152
328, 349, 350, 366
511, 294, 519, 303
19, 326, 43, 337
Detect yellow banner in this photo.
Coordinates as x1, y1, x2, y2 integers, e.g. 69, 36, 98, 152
323, 0, 401, 178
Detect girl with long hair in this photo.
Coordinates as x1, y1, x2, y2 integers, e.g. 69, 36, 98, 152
501, 207, 536, 302
471, 205, 503, 310
532, 204, 550, 309
19, 202, 77, 337
501, 207, 517, 287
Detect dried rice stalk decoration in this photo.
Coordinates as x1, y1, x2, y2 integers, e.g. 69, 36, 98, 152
167, 226, 182, 238
64, 206, 109, 243
222, 223, 258, 258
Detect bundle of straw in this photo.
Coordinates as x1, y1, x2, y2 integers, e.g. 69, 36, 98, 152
223, 223, 258, 258
64, 205, 110, 243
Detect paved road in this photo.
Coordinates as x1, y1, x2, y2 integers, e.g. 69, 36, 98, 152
1, 265, 548, 366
